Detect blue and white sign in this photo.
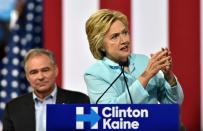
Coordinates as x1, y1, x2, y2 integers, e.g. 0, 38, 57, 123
47, 104, 179, 131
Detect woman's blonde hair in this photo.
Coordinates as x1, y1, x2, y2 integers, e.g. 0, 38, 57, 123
85, 9, 128, 60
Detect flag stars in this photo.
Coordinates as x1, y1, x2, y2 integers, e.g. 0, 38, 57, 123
35, 5, 42, 12
20, 38, 27, 46
11, 81, 19, 88
28, 2, 35, 10
26, 23, 33, 31
10, 92, 18, 99
1, 68, 8, 76
0, 0, 43, 122
34, 36, 41, 43
28, 86, 33, 92
26, 33, 32, 41
12, 69, 19, 77
1, 80, 7, 87
20, 49, 27, 56
13, 46, 20, 54
26, 13, 34, 21
20, 84, 26, 90
2, 57, 9, 65
0, 102, 6, 110
0, 91, 7, 98
13, 35, 20, 43
20, 72, 26, 79
12, 58, 20, 65
5, 46, 9, 53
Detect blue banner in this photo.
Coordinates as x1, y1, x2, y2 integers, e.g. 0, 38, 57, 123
47, 104, 179, 131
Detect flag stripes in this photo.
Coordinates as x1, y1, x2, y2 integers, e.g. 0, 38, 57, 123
44, 0, 62, 86
169, 0, 200, 130
100, 0, 131, 33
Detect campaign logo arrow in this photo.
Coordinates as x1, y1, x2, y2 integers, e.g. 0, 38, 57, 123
76, 108, 101, 127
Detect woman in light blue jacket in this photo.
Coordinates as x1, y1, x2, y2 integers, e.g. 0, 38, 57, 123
84, 9, 184, 105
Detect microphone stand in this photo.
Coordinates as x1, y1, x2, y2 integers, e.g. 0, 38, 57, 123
95, 63, 133, 104
120, 65, 133, 104
96, 69, 123, 104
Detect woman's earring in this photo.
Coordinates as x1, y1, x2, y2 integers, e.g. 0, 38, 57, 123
101, 48, 105, 52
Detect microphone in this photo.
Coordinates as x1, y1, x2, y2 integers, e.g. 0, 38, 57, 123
96, 67, 123, 104
119, 61, 133, 104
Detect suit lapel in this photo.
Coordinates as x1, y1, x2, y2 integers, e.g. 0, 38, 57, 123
56, 88, 71, 104
23, 93, 36, 131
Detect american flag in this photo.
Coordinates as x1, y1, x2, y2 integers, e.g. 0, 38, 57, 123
0, 0, 43, 127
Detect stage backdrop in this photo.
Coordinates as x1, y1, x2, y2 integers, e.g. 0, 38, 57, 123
44, 0, 201, 130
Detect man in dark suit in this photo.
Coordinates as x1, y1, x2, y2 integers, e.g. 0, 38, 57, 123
2, 48, 90, 131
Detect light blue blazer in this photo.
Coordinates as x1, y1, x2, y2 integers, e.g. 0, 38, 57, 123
84, 54, 184, 104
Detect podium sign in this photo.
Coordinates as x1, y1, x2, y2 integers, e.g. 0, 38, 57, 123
47, 104, 179, 131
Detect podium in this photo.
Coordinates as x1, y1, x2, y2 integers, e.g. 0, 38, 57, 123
47, 104, 179, 131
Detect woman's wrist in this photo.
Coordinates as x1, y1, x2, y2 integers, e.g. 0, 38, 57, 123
138, 71, 151, 88
164, 71, 177, 87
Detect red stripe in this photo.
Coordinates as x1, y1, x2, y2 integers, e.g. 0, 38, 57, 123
44, 0, 62, 86
169, 0, 200, 130
99, 0, 131, 33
